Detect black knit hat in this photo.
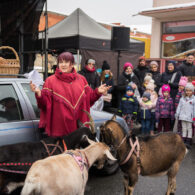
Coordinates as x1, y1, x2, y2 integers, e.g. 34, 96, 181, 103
102, 61, 110, 71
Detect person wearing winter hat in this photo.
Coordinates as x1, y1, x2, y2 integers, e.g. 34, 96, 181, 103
175, 82, 195, 147
145, 82, 158, 135
102, 60, 110, 71
134, 56, 149, 89
138, 91, 152, 134
117, 62, 140, 107
140, 74, 153, 96
160, 60, 182, 100
100, 61, 114, 112
30, 52, 110, 138
149, 61, 161, 93
78, 58, 100, 89
175, 76, 188, 109
155, 84, 174, 132
118, 85, 138, 132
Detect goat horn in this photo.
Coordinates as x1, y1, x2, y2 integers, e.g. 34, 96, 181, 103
82, 110, 95, 134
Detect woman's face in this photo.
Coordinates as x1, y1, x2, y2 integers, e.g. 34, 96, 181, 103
167, 63, 174, 72
87, 62, 95, 70
58, 60, 73, 73
125, 66, 132, 75
104, 70, 110, 74
151, 64, 158, 72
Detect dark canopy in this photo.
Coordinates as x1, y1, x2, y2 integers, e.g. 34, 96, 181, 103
39, 8, 144, 53
39, 8, 111, 51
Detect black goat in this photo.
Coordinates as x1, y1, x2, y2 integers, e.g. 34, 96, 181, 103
0, 127, 95, 194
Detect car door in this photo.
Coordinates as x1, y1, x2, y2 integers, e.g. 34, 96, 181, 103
17, 81, 41, 139
0, 81, 39, 146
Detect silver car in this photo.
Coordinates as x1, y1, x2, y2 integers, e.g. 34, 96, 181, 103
0, 77, 128, 175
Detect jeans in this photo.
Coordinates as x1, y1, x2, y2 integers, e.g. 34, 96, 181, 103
141, 119, 150, 134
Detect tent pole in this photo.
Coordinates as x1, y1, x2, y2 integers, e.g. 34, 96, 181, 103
117, 50, 121, 83
77, 49, 80, 71
44, 0, 48, 80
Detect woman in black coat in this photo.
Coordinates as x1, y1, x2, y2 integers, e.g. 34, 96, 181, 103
100, 61, 114, 111
117, 62, 140, 107
160, 60, 182, 100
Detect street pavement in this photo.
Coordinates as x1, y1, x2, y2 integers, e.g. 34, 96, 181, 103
85, 144, 195, 195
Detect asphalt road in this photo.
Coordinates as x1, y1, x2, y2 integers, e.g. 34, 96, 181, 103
85, 144, 195, 195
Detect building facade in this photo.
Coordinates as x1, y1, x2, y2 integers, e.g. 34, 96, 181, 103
140, 0, 195, 59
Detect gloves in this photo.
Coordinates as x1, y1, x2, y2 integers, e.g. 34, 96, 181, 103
132, 113, 137, 120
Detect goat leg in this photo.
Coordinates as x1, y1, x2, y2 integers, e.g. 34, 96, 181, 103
166, 162, 179, 195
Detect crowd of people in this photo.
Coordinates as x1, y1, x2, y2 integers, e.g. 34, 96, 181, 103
30, 52, 195, 148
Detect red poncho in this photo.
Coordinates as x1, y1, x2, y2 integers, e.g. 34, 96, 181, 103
36, 68, 101, 137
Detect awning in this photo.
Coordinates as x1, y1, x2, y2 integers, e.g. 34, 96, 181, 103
139, 2, 195, 20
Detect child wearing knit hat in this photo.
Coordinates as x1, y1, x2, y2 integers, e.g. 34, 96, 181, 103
146, 82, 158, 135
138, 91, 153, 135
155, 84, 174, 132
175, 82, 195, 146
118, 85, 139, 132
175, 76, 188, 109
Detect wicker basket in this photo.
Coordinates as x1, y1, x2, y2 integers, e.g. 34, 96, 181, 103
0, 46, 20, 77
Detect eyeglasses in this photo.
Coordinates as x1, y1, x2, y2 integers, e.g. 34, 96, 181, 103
88, 63, 95, 65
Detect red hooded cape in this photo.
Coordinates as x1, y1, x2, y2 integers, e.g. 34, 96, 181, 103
36, 68, 101, 137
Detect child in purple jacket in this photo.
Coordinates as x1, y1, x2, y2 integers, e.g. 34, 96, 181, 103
155, 84, 174, 132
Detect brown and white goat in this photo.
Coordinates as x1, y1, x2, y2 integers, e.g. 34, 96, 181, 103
100, 115, 187, 195
21, 138, 116, 195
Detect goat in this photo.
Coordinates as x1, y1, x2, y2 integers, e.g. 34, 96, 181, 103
21, 137, 116, 195
0, 127, 95, 194
100, 115, 187, 195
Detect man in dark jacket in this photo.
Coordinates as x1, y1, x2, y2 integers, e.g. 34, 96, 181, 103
160, 61, 182, 100
133, 56, 149, 87
78, 59, 100, 89
178, 53, 195, 77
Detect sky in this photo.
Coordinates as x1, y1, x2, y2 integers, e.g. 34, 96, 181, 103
47, 0, 153, 33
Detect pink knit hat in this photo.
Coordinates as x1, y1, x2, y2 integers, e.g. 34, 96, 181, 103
162, 84, 170, 93
123, 62, 133, 70
179, 76, 188, 87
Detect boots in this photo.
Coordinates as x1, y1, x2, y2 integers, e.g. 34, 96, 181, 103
182, 137, 186, 143
186, 138, 192, 145
185, 138, 192, 149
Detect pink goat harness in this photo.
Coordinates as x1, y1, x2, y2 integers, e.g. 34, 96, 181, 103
120, 137, 141, 174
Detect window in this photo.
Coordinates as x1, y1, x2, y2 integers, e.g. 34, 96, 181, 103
162, 20, 195, 58
163, 20, 195, 34
21, 83, 41, 119
0, 85, 24, 122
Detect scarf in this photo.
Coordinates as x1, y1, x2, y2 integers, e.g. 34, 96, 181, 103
85, 65, 96, 72
55, 68, 76, 83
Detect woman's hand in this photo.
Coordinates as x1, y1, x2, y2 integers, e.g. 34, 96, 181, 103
30, 81, 41, 97
98, 84, 111, 95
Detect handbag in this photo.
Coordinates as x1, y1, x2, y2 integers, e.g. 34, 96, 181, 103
102, 93, 112, 103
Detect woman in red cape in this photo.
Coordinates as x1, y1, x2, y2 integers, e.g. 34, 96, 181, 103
30, 52, 110, 137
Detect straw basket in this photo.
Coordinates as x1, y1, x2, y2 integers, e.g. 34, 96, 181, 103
0, 46, 20, 77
